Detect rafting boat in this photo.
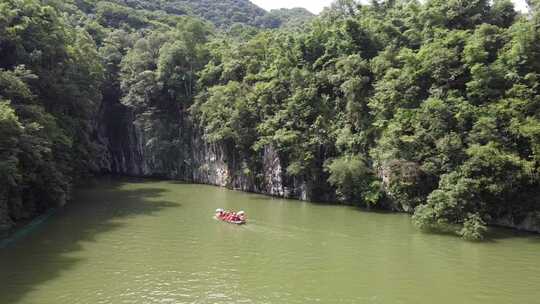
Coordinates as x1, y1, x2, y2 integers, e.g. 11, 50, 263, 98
215, 209, 246, 225
217, 216, 246, 225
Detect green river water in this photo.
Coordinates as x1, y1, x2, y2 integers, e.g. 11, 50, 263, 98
1, 178, 540, 304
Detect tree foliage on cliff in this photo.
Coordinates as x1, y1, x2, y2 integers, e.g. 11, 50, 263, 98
0, 0, 103, 227
192, 0, 540, 239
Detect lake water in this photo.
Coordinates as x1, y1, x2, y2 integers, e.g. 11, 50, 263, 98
1, 178, 540, 304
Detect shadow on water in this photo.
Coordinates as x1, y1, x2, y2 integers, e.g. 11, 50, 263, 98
398, 220, 540, 243
241, 191, 540, 243
484, 226, 540, 242
0, 178, 180, 304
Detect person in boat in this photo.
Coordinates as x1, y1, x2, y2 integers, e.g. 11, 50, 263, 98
226, 211, 236, 221
215, 209, 245, 222
219, 209, 233, 220
229, 212, 239, 222
236, 210, 246, 222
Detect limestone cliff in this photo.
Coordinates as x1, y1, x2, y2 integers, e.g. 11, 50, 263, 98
97, 100, 314, 201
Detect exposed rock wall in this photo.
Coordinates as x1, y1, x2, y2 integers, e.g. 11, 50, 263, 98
97, 100, 144, 176
493, 213, 540, 234
189, 134, 310, 200
97, 102, 312, 201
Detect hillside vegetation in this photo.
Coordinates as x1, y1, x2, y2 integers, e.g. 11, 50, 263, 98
192, 0, 540, 240
2, 0, 540, 240
72, 0, 312, 28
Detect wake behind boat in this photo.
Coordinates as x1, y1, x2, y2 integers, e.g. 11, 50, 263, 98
215, 209, 246, 225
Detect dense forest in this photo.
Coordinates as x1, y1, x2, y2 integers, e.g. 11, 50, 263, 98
73, 0, 313, 29
1, 0, 540, 240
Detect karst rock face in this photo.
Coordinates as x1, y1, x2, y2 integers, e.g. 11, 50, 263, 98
96, 100, 315, 201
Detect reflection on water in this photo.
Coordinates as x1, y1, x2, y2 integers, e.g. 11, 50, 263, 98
1, 178, 540, 304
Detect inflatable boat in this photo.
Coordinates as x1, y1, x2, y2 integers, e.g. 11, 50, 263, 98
215, 209, 246, 225
217, 215, 246, 225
